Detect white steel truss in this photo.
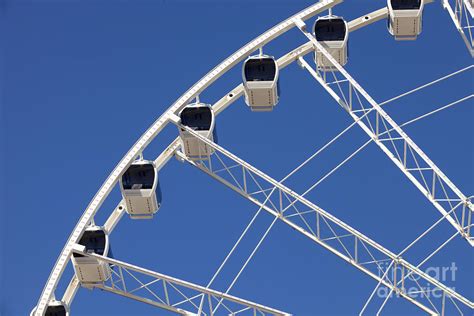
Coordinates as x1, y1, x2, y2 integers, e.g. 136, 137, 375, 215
71, 245, 289, 316
443, 0, 474, 56
293, 18, 474, 247
32, 0, 471, 314
170, 120, 474, 315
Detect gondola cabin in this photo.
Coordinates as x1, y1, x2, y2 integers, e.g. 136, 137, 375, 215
313, 16, 349, 70
120, 160, 161, 219
72, 226, 111, 284
242, 55, 280, 111
45, 301, 69, 316
179, 103, 217, 160
387, 0, 424, 40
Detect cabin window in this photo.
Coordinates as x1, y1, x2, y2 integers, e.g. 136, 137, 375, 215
244, 58, 276, 82
122, 164, 155, 190
181, 107, 213, 131
391, 0, 421, 10
314, 19, 346, 41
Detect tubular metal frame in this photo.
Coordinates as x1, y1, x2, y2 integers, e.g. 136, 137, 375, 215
443, 0, 474, 56
171, 121, 473, 315
33, 0, 472, 315
294, 18, 473, 246
69, 245, 290, 316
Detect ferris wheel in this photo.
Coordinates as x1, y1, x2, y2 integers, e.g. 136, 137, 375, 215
31, 0, 473, 315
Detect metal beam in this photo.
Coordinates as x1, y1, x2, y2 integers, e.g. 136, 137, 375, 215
171, 121, 473, 314
72, 247, 291, 316
294, 18, 474, 246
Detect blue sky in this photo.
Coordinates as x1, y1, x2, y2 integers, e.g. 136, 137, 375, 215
1, 0, 473, 315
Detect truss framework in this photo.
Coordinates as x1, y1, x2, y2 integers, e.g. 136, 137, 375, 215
70, 246, 289, 316
32, 0, 472, 315
171, 120, 473, 315
293, 18, 474, 247
443, 0, 474, 56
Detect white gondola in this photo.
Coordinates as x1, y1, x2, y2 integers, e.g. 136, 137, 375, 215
387, 0, 424, 40
242, 55, 280, 111
120, 160, 161, 219
179, 103, 217, 160
72, 226, 111, 284
313, 16, 349, 70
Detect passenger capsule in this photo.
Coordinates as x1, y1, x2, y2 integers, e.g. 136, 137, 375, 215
242, 55, 280, 111
72, 226, 112, 284
179, 103, 217, 160
387, 0, 424, 40
120, 160, 161, 219
313, 16, 349, 70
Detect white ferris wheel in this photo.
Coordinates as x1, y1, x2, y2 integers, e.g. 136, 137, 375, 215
31, 0, 473, 315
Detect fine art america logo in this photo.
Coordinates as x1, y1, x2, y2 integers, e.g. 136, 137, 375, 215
377, 262, 458, 299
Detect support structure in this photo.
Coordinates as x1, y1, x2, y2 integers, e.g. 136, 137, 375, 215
171, 120, 474, 315
32, 0, 471, 314
294, 18, 474, 246
443, 0, 474, 56
71, 245, 290, 316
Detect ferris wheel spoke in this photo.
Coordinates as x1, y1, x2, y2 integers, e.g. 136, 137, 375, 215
294, 25, 474, 246
362, 231, 462, 315
69, 246, 288, 316
172, 122, 473, 314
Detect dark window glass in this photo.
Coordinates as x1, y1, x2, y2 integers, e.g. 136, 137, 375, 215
391, 0, 421, 10
180, 106, 212, 131
244, 58, 276, 82
73, 230, 106, 258
122, 164, 155, 190
45, 305, 67, 316
314, 18, 346, 41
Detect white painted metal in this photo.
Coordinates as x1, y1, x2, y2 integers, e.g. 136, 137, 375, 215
295, 18, 474, 246
33, 1, 340, 313
34, 0, 470, 314
172, 122, 473, 314
242, 55, 280, 111
387, 0, 424, 40
443, 0, 474, 56
71, 226, 111, 285
466, 0, 474, 16
61, 277, 80, 308
348, 8, 390, 32
72, 249, 291, 316
120, 160, 160, 219
104, 202, 126, 233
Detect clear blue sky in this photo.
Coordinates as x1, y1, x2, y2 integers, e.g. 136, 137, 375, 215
1, 0, 473, 315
